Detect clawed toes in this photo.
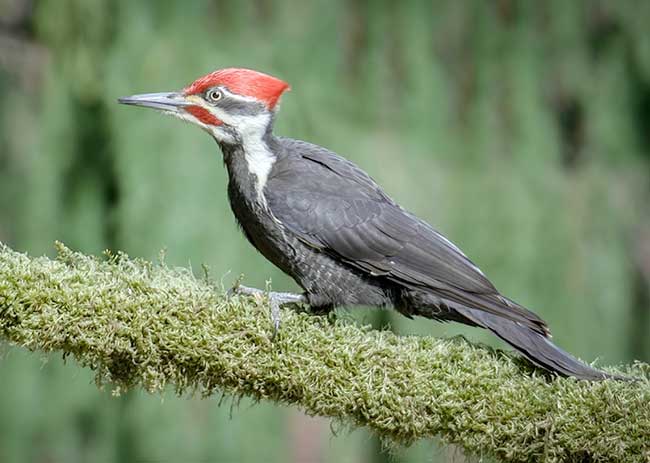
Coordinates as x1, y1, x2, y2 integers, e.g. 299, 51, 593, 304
226, 285, 309, 340
228, 284, 264, 298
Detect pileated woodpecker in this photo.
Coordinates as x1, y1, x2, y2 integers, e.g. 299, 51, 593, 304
119, 68, 612, 380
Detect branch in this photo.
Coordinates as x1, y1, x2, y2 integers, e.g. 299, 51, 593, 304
0, 243, 648, 463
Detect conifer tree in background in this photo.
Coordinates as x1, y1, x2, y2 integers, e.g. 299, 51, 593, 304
0, 1, 648, 462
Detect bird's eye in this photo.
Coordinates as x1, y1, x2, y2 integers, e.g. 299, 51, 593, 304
207, 89, 222, 103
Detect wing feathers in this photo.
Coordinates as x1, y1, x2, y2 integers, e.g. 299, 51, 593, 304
267, 139, 545, 331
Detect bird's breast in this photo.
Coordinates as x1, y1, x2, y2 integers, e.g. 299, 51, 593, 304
226, 171, 297, 272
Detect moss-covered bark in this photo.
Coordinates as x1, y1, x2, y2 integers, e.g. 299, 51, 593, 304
0, 243, 648, 463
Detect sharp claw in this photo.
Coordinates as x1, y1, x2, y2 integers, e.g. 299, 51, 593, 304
227, 282, 246, 298
271, 321, 280, 342
270, 300, 281, 341
228, 284, 265, 298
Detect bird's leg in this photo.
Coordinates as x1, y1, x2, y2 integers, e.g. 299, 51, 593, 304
230, 285, 307, 338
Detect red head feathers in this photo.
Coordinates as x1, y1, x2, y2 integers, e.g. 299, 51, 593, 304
184, 68, 290, 110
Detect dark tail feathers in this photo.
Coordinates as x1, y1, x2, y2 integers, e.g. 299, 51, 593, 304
459, 308, 617, 380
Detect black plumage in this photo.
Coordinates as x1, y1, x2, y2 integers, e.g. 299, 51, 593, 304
224, 136, 611, 380
119, 69, 616, 381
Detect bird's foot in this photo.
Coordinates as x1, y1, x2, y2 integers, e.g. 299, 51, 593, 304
229, 284, 306, 339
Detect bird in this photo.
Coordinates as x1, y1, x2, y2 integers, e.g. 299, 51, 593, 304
119, 67, 614, 380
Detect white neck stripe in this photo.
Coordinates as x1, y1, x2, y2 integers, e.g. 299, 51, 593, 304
235, 113, 275, 201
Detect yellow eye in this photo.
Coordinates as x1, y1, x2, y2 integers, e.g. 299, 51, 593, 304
207, 89, 222, 103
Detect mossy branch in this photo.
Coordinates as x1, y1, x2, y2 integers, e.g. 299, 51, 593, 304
0, 243, 648, 462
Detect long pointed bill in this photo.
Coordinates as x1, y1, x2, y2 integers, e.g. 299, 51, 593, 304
117, 92, 188, 112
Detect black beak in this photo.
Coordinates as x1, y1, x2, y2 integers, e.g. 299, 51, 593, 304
117, 92, 188, 112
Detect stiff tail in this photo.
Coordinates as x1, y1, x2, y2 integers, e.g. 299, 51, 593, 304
458, 308, 615, 380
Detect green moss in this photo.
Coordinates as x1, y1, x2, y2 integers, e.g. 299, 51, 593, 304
0, 242, 648, 462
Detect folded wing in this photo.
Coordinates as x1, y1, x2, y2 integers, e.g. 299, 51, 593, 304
266, 140, 548, 333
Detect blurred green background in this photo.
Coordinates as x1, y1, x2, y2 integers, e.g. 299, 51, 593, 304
1, 0, 649, 462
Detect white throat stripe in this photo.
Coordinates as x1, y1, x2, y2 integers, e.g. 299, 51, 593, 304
236, 113, 275, 200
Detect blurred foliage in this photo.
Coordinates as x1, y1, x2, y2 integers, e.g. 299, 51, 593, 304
0, 0, 649, 462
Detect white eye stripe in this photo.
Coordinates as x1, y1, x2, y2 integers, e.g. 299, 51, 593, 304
203, 87, 265, 117
218, 87, 262, 104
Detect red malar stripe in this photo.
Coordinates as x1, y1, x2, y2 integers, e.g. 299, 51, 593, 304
186, 106, 222, 126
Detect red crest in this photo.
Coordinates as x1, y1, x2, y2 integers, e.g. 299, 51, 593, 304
184, 68, 290, 109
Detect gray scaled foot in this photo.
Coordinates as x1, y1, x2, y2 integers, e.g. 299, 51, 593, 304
230, 285, 306, 338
